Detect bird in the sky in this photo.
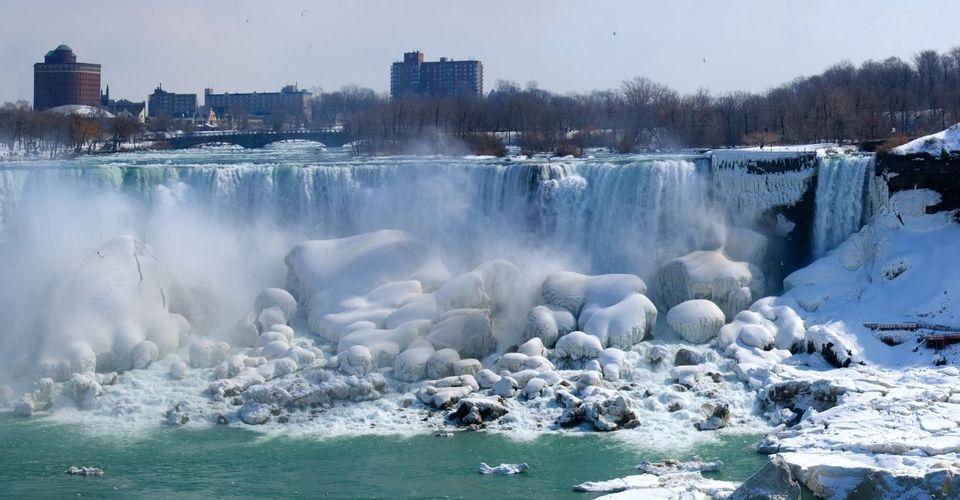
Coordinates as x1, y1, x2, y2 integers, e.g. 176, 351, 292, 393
612, 31, 617, 36
702, 57, 707, 63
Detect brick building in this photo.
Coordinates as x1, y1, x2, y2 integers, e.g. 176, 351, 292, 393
33, 45, 101, 111
148, 85, 198, 118
390, 51, 483, 98
204, 85, 311, 121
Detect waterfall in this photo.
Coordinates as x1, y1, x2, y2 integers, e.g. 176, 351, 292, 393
0, 147, 878, 280
812, 155, 873, 258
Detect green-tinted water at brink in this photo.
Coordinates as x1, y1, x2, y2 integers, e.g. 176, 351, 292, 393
0, 415, 766, 499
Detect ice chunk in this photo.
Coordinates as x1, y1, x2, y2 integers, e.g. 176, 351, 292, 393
65, 466, 104, 476
478, 463, 529, 475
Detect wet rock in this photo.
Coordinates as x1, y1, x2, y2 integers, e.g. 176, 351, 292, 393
164, 402, 191, 425
240, 401, 274, 425
674, 348, 704, 366
447, 397, 508, 425
695, 403, 731, 431
730, 455, 801, 500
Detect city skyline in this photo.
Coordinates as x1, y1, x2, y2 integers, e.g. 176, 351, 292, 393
3, 1, 960, 103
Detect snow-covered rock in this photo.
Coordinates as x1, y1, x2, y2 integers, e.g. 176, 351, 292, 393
169, 360, 188, 380
393, 340, 436, 382
339, 345, 375, 376
656, 249, 764, 318
425, 309, 496, 359
521, 304, 576, 347
542, 271, 647, 318
554, 331, 603, 361
285, 230, 450, 336
254, 287, 298, 321
666, 300, 726, 344
581, 293, 657, 349
448, 397, 509, 425
189, 339, 231, 368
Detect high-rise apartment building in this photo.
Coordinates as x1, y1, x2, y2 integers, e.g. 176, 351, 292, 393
390, 51, 483, 98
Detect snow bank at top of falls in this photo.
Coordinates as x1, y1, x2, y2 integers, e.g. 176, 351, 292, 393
892, 122, 960, 155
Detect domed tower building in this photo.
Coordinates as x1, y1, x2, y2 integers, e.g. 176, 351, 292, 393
33, 44, 102, 111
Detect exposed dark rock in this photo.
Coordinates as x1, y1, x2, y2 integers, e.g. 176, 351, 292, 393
674, 348, 704, 366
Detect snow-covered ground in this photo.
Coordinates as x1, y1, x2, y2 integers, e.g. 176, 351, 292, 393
892, 123, 960, 155
711, 188, 960, 497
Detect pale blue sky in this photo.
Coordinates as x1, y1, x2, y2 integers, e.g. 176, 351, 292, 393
2, 0, 959, 103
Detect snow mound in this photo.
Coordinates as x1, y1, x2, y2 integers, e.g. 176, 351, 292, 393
45, 105, 115, 119
39, 236, 191, 379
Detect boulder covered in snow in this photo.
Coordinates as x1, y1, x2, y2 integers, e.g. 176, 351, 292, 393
554, 331, 603, 360
521, 305, 576, 347
425, 309, 497, 359
892, 123, 960, 156
580, 293, 657, 348
666, 300, 726, 344
656, 249, 764, 318
542, 271, 647, 318
285, 230, 450, 335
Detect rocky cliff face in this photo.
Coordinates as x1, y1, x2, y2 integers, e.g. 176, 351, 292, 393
877, 152, 960, 213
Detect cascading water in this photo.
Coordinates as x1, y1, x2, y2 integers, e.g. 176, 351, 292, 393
0, 153, 718, 279
811, 154, 873, 258
0, 146, 877, 278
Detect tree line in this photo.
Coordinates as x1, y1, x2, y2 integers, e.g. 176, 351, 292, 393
0, 101, 144, 158
318, 47, 960, 155
5, 47, 960, 157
